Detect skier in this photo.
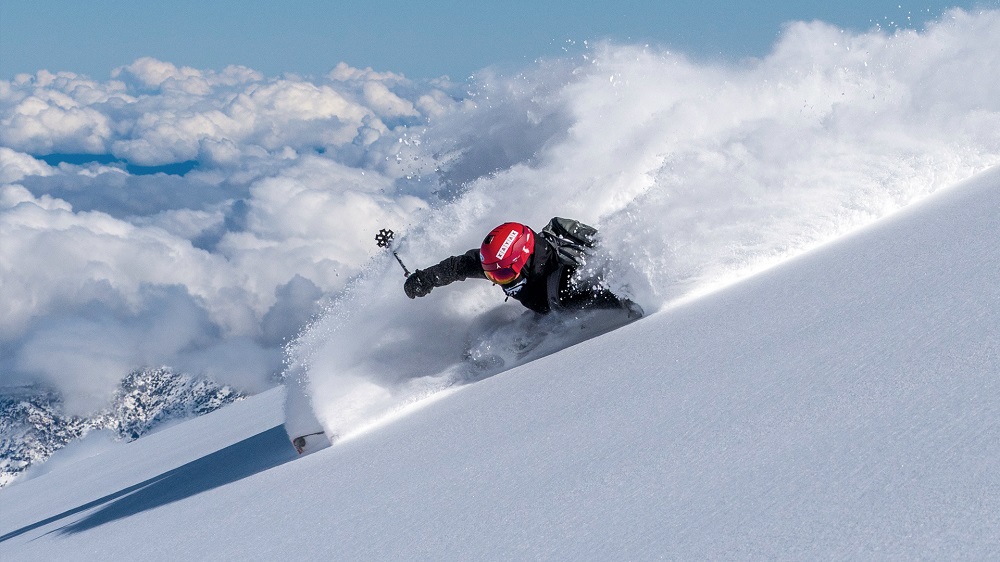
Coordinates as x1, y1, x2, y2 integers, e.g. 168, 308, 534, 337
403, 218, 643, 318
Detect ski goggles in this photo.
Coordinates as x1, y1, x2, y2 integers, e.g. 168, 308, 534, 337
483, 266, 520, 285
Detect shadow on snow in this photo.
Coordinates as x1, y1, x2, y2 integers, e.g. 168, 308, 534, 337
0, 425, 296, 542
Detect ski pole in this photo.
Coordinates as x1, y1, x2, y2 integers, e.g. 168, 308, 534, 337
375, 228, 411, 277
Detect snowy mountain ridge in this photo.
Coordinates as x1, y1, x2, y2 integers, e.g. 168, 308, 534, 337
0, 369, 243, 487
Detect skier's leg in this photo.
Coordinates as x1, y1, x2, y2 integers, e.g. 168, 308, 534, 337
556, 266, 643, 318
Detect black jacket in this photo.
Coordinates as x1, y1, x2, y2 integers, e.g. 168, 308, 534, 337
413, 235, 627, 314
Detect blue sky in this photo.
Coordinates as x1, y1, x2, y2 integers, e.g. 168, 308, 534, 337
1, 0, 997, 81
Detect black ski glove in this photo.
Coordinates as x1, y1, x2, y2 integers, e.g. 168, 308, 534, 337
404, 270, 434, 298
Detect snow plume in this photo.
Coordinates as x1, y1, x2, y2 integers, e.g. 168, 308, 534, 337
289, 9, 1000, 438
2, 11, 1000, 434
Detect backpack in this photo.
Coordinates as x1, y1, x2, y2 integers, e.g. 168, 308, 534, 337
539, 217, 598, 268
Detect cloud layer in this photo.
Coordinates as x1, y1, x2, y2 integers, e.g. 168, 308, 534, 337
1, 58, 460, 413
2, 9, 1000, 418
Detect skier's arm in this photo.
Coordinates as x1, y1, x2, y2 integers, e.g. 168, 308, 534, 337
404, 249, 485, 298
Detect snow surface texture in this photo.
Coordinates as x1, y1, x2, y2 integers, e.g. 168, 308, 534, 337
2, 139, 1000, 561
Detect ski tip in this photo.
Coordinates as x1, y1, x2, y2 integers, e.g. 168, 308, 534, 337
291, 431, 333, 455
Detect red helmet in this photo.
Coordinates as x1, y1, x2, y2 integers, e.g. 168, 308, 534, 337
480, 222, 534, 285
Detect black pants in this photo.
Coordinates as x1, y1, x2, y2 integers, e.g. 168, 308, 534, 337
555, 266, 630, 312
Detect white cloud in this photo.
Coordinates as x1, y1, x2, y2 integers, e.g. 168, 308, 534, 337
0, 148, 54, 183
112, 57, 211, 94
362, 81, 419, 118
328, 61, 407, 83
0, 95, 112, 155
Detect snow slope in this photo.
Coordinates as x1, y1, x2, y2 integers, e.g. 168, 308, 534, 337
2, 163, 999, 559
